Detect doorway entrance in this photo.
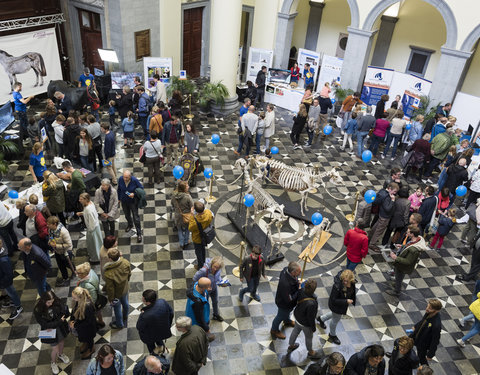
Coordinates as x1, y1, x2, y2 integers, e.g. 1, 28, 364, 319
77, 9, 104, 73
183, 7, 203, 78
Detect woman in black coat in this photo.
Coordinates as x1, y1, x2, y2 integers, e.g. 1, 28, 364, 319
70, 287, 98, 359
316, 269, 356, 345
290, 103, 308, 148
34, 291, 70, 374
346, 344, 386, 375
375, 94, 389, 119
382, 186, 411, 248
116, 86, 133, 121
388, 336, 419, 375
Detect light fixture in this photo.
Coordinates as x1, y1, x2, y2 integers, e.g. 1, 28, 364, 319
98, 49, 119, 63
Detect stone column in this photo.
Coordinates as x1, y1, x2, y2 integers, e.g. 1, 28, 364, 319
304, 1, 325, 51
370, 15, 398, 67
429, 47, 472, 105
340, 27, 376, 92
210, 0, 242, 112
273, 12, 298, 68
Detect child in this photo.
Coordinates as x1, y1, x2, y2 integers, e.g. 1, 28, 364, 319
319, 82, 331, 98
341, 111, 357, 152
430, 208, 456, 249
108, 100, 117, 130
78, 114, 88, 129
255, 112, 265, 155
238, 245, 266, 302
437, 187, 450, 216
409, 186, 424, 212
122, 111, 135, 148
27, 116, 39, 145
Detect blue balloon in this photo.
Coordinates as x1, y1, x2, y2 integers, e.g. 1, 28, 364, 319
456, 185, 467, 197
204, 168, 213, 179
331, 98, 336, 104
271, 146, 279, 154
211, 134, 220, 145
406, 123, 412, 130
311, 212, 323, 225
323, 125, 333, 135
243, 194, 255, 207
364, 189, 376, 204
173, 165, 184, 179
8, 190, 18, 199
362, 150, 373, 163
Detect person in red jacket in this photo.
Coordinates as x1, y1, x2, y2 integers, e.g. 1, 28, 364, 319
25, 204, 49, 253
345, 218, 369, 271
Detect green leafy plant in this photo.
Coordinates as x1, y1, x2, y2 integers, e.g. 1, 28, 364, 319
167, 76, 197, 97
334, 87, 354, 103
198, 81, 229, 110
0, 136, 19, 174
412, 95, 439, 123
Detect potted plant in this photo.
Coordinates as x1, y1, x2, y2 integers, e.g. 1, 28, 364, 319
0, 136, 19, 174
333, 86, 353, 114
412, 95, 439, 123
167, 75, 196, 98
198, 81, 229, 113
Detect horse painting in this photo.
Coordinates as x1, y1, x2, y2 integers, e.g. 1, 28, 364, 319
0, 50, 47, 92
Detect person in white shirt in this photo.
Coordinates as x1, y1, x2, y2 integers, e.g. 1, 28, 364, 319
77, 193, 102, 263
239, 106, 258, 156
52, 114, 66, 158
142, 131, 163, 185
264, 104, 276, 150
0, 203, 18, 255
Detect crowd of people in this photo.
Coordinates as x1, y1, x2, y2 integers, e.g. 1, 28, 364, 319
0, 68, 479, 375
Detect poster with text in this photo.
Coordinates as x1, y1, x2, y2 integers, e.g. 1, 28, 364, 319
401, 74, 432, 119
317, 55, 343, 95
143, 57, 172, 93
361, 66, 394, 106
297, 48, 321, 89
0, 28, 63, 104
247, 48, 273, 83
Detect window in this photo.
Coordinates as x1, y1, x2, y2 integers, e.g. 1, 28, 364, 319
135, 29, 151, 61
406, 46, 435, 77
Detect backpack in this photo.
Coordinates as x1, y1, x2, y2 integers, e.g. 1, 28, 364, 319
194, 216, 216, 245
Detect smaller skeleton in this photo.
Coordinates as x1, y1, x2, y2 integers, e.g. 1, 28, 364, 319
234, 158, 288, 249
306, 218, 331, 258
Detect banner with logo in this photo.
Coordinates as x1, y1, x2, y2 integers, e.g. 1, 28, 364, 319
317, 55, 343, 94
0, 27, 63, 104
401, 74, 432, 119
361, 66, 394, 106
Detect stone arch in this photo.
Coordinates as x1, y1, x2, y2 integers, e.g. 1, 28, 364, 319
345, 0, 360, 28
461, 23, 480, 52
280, 0, 295, 14
362, 0, 457, 49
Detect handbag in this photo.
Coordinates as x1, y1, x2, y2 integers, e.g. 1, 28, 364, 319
194, 216, 216, 245
401, 150, 414, 168
469, 292, 480, 319
173, 196, 193, 224
95, 293, 108, 311
368, 128, 375, 137
428, 196, 439, 232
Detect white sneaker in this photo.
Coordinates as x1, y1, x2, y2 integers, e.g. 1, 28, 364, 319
459, 319, 465, 327
51, 361, 60, 374
58, 353, 70, 364
381, 154, 385, 159
390, 157, 395, 161
456, 338, 466, 348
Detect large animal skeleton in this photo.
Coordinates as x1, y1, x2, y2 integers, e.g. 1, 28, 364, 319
250, 155, 343, 216
234, 158, 288, 249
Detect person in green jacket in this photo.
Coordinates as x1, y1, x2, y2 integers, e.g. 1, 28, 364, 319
42, 171, 66, 225
424, 128, 454, 177
386, 225, 427, 297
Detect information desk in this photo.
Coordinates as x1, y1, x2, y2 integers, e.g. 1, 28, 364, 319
264, 84, 305, 113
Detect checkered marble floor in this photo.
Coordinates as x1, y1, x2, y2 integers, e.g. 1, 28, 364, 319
0, 102, 479, 375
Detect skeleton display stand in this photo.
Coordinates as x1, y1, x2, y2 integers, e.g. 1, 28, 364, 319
298, 218, 332, 281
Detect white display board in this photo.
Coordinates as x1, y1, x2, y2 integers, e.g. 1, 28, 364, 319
265, 84, 305, 113
451, 92, 480, 131
0, 28, 63, 104
297, 48, 321, 89
246, 47, 273, 83
318, 55, 343, 94
143, 57, 172, 94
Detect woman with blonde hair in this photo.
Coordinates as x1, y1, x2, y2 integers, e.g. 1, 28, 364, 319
290, 103, 308, 149
76, 262, 105, 327
42, 171, 66, 225
70, 287, 97, 359
316, 269, 356, 345
77, 193, 102, 263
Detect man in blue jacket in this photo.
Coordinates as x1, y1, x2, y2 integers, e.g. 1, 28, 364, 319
0, 241, 23, 320
136, 289, 173, 353
18, 238, 51, 296
185, 277, 215, 342
117, 170, 144, 242
136, 86, 150, 138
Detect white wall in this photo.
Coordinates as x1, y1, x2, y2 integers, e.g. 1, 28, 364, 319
382, 0, 446, 81
461, 47, 480, 97
291, 0, 309, 52
316, 0, 350, 57
119, 0, 160, 72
